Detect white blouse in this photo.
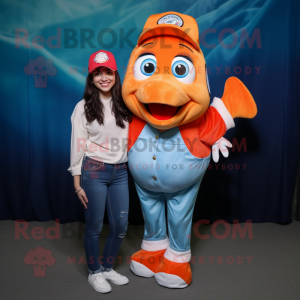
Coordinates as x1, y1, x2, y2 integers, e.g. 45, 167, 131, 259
67, 97, 129, 176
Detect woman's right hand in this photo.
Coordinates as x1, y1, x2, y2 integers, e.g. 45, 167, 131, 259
77, 188, 88, 209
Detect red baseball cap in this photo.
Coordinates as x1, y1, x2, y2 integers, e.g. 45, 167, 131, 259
88, 50, 117, 73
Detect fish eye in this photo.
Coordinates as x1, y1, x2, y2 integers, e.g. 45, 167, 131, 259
171, 56, 195, 84
172, 61, 189, 78
134, 54, 157, 80
141, 59, 156, 76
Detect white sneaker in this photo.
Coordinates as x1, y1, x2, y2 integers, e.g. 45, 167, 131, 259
88, 272, 112, 293
102, 269, 129, 285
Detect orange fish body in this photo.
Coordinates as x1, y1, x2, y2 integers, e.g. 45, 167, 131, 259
122, 12, 257, 288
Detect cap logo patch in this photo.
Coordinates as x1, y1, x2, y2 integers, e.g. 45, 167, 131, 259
157, 14, 183, 27
94, 52, 109, 64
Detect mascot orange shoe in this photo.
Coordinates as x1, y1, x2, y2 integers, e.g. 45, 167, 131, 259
122, 12, 257, 288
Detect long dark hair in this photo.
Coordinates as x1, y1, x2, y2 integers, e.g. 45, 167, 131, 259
83, 70, 132, 128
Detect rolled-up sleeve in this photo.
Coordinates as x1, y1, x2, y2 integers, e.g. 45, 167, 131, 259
67, 102, 88, 176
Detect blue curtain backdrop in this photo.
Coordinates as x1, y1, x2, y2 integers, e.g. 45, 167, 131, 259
0, 0, 299, 224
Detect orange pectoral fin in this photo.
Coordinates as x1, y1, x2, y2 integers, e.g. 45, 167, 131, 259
221, 77, 257, 119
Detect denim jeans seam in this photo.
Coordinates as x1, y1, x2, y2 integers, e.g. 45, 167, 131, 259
83, 168, 101, 274
103, 192, 115, 269
86, 207, 97, 273
84, 177, 92, 271
109, 168, 115, 184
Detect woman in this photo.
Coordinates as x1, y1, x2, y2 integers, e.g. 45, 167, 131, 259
67, 50, 132, 293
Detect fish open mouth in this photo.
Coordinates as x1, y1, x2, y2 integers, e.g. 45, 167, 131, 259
145, 103, 182, 120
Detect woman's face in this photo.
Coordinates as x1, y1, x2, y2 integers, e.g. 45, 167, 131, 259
92, 67, 116, 93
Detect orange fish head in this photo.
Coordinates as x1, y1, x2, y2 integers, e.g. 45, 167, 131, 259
122, 35, 210, 130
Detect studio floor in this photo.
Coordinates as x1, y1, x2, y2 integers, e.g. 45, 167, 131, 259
0, 220, 300, 300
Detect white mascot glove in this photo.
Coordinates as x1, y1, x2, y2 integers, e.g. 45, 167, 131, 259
212, 137, 232, 163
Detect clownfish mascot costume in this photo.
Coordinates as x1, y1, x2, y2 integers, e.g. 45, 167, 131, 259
122, 12, 257, 288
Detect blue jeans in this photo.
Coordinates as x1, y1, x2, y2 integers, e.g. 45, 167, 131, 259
80, 155, 129, 274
